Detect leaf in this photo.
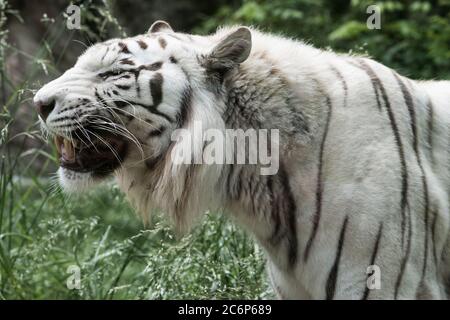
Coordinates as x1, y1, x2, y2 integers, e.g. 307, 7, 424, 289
329, 21, 368, 41
234, 2, 267, 23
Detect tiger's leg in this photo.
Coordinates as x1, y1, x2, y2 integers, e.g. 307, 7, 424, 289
439, 233, 450, 298
311, 211, 442, 300
267, 262, 312, 299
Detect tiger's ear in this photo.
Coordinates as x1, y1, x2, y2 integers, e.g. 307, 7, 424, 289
148, 20, 173, 33
204, 27, 252, 74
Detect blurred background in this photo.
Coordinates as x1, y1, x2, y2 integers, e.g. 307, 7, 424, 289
0, 0, 449, 299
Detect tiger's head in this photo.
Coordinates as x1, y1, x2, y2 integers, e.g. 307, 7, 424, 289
34, 21, 252, 198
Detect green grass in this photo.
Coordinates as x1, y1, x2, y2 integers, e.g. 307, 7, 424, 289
0, 178, 272, 299
0, 1, 272, 300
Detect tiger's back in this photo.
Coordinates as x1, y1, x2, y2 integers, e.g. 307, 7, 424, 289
272, 49, 450, 299
225, 27, 450, 298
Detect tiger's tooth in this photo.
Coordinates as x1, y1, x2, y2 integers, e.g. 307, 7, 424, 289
63, 138, 75, 160
54, 136, 63, 155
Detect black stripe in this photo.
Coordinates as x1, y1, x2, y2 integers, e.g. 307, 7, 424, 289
363, 66, 410, 299
115, 84, 131, 90
136, 102, 173, 123
94, 89, 132, 123
420, 162, 430, 280
120, 58, 135, 65
227, 164, 242, 200
51, 115, 77, 123
357, 60, 409, 249
277, 163, 298, 267
326, 215, 349, 300
113, 100, 128, 108
118, 42, 130, 54
348, 59, 381, 110
115, 74, 132, 80
132, 70, 141, 98
330, 65, 348, 107
176, 85, 192, 128
137, 39, 148, 49
395, 204, 413, 299
98, 70, 126, 79
147, 126, 165, 137
267, 175, 282, 245
94, 89, 105, 106
394, 73, 431, 288
362, 222, 383, 299
101, 46, 110, 61
351, 60, 411, 298
158, 37, 167, 49
110, 93, 173, 123
304, 95, 332, 262
249, 174, 263, 215
149, 73, 163, 107
59, 103, 87, 113
145, 62, 163, 71
394, 74, 418, 153
226, 165, 235, 199
124, 63, 163, 100
431, 206, 438, 267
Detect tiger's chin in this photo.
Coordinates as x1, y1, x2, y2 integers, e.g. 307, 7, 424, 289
54, 129, 129, 193
58, 167, 100, 193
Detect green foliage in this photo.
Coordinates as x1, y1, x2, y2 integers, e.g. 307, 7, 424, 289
198, 0, 450, 79
0, 183, 270, 299
0, 0, 269, 299
71, 0, 127, 42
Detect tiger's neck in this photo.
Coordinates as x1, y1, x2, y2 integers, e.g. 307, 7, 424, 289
218, 56, 315, 271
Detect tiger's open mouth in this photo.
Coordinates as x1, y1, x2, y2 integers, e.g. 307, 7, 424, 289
54, 129, 128, 175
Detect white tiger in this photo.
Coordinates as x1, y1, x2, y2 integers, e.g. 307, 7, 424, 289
34, 21, 450, 299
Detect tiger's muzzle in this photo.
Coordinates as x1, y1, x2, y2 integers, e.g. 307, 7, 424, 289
54, 128, 128, 176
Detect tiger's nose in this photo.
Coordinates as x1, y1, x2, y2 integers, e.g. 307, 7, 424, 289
34, 99, 55, 121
